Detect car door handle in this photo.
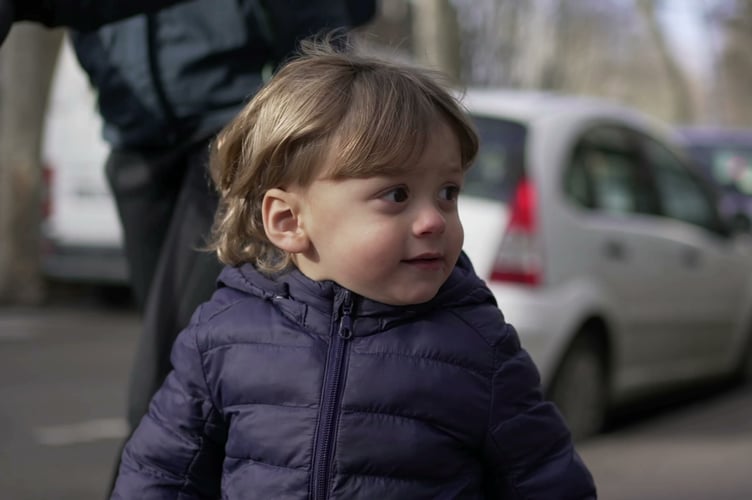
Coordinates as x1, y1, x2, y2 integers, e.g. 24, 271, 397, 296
680, 246, 701, 268
603, 240, 627, 261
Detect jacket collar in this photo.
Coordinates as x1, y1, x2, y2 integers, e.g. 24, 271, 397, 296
216, 252, 494, 338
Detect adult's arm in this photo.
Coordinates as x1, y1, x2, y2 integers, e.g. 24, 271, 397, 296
0, 0, 13, 43
11, 0, 191, 31
261, 0, 376, 63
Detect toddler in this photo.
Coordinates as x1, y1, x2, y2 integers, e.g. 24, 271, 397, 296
111, 38, 596, 499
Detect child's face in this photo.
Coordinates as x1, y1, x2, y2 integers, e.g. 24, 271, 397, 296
293, 120, 465, 305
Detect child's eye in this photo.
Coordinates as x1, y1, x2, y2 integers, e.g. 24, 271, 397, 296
382, 187, 409, 203
440, 185, 461, 201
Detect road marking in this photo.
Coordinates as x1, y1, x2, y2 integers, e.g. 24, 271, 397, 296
34, 418, 128, 446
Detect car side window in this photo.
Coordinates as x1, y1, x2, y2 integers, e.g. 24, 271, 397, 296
565, 126, 655, 215
704, 146, 752, 196
643, 137, 721, 231
565, 148, 591, 207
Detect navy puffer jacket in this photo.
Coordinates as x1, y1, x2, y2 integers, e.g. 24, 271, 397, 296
112, 255, 596, 499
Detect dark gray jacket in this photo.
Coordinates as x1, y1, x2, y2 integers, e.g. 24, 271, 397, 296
70, 0, 367, 148
3, 0, 373, 148
9, 0, 187, 31
2, 0, 187, 43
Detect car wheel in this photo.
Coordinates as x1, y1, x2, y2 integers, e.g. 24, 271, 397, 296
730, 213, 751, 233
547, 334, 607, 441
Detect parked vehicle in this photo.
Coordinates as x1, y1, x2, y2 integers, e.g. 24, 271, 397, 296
458, 89, 752, 440
674, 126, 752, 233
40, 37, 127, 285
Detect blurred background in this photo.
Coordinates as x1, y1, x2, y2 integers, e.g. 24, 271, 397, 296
1, 1, 752, 499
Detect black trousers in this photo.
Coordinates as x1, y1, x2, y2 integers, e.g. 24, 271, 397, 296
105, 136, 222, 430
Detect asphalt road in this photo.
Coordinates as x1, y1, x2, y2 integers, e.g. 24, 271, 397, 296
1, 297, 751, 499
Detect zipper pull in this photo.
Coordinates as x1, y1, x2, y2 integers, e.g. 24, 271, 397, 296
338, 293, 353, 340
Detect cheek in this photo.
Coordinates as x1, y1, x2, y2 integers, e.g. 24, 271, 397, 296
446, 218, 465, 263
343, 224, 400, 264
449, 214, 464, 245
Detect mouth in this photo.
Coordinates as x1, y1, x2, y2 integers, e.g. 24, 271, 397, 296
403, 253, 444, 270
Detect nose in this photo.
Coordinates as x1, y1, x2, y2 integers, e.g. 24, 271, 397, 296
413, 203, 446, 236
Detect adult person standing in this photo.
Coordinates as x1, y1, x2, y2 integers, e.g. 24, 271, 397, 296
1, 0, 376, 435
76, 1, 375, 437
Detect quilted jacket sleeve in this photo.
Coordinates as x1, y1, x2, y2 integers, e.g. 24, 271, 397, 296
111, 323, 225, 500
482, 322, 597, 499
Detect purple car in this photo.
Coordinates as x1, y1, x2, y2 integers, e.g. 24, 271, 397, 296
675, 126, 752, 232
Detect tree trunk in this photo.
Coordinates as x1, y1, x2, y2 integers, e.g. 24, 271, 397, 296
716, 1, 752, 126
0, 25, 63, 304
636, 0, 695, 123
411, 0, 461, 82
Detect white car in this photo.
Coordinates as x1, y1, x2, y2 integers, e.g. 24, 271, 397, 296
458, 89, 752, 440
40, 37, 127, 285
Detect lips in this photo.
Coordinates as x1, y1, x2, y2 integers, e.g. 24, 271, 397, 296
405, 252, 442, 262
403, 253, 444, 270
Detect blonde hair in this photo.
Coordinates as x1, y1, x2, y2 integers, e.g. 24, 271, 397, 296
209, 37, 479, 273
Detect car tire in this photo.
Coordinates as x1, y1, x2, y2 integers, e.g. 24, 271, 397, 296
730, 213, 751, 234
548, 333, 608, 441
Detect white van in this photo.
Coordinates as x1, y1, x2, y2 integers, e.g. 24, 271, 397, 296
40, 36, 127, 285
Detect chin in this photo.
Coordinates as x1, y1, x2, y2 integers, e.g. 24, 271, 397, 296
390, 288, 440, 306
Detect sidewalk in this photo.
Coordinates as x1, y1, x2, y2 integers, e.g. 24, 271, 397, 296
0, 296, 138, 500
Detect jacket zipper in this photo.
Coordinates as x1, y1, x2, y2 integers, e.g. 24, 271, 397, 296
311, 292, 354, 500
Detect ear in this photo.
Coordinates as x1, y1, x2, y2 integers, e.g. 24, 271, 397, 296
262, 188, 310, 254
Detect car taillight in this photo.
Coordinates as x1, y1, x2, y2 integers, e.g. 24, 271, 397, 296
489, 177, 542, 285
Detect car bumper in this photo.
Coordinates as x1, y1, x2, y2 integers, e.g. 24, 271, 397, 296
41, 240, 129, 285
487, 279, 612, 387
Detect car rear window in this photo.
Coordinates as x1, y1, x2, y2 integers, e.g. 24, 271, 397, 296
464, 115, 527, 203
